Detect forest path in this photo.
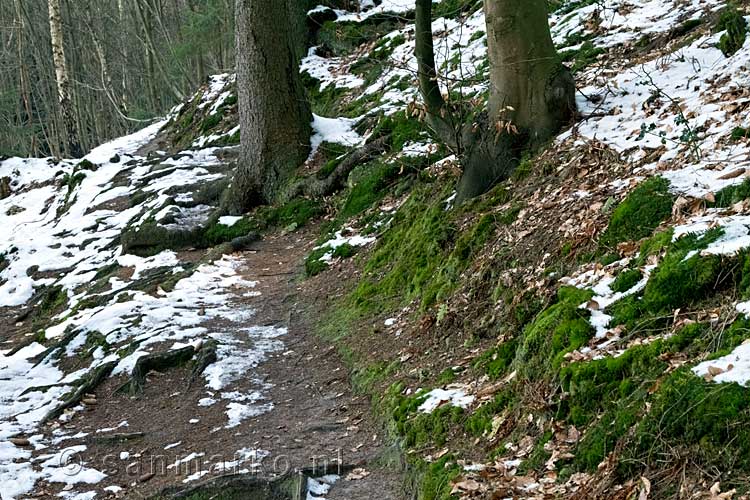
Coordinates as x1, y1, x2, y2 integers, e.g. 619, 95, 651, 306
27, 227, 402, 499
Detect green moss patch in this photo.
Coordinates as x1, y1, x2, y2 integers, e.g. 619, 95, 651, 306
352, 181, 502, 312
514, 286, 594, 381
717, 4, 747, 57
610, 268, 642, 293
600, 177, 674, 248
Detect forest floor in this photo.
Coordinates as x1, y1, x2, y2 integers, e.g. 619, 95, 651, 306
7, 226, 402, 499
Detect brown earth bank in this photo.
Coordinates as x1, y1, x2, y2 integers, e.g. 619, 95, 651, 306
24, 227, 403, 500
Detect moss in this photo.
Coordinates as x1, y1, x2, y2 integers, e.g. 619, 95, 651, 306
465, 392, 512, 437
621, 369, 750, 481
635, 229, 673, 266
673, 18, 702, 38
332, 243, 356, 259
305, 247, 330, 277
560, 41, 606, 73
264, 198, 323, 228
418, 455, 462, 500
609, 228, 727, 329
316, 141, 352, 178
301, 71, 351, 116
432, 0, 482, 19
641, 252, 724, 313
474, 339, 518, 380
202, 217, 256, 246
495, 203, 523, 225
349, 34, 405, 86
600, 177, 674, 248
713, 178, 750, 208
518, 430, 553, 474
610, 268, 642, 293
352, 360, 399, 394
514, 286, 595, 381
392, 392, 464, 448
200, 112, 223, 133
731, 126, 750, 141
370, 111, 429, 152
510, 156, 533, 181
352, 182, 503, 312
341, 161, 401, 219
717, 4, 747, 57
38, 285, 67, 317
435, 368, 457, 385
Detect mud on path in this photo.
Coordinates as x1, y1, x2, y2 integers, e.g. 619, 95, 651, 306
26, 228, 402, 499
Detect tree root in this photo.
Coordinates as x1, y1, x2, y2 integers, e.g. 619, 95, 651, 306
188, 339, 218, 388
89, 432, 145, 444
283, 136, 391, 202
150, 463, 361, 500
41, 359, 118, 424
31, 327, 79, 367
115, 345, 196, 395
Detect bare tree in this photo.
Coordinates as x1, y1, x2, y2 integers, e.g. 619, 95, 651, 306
47, 0, 82, 157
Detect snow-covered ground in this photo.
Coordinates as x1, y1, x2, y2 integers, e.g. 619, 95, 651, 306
0, 85, 281, 497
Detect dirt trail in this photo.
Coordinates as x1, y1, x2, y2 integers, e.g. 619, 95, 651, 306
28, 228, 402, 499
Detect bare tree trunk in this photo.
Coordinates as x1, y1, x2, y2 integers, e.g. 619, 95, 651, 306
484, 0, 575, 143
134, 0, 185, 102
414, 0, 575, 201
48, 0, 83, 158
14, 0, 37, 156
223, 0, 311, 214
415, 0, 460, 150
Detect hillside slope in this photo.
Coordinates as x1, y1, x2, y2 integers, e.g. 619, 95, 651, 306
3, 0, 750, 499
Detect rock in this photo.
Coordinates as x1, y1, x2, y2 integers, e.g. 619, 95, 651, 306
139, 472, 155, 483
230, 232, 260, 252
109, 154, 121, 163
10, 437, 30, 447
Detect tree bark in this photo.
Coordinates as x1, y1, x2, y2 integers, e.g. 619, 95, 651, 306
414, 0, 460, 150
414, 0, 575, 201
224, 0, 312, 214
484, 0, 575, 142
48, 0, 83, 158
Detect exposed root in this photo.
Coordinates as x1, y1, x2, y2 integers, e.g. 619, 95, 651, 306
284, 136, 391, 201
41, 360, 118, 424
188, 339, 218, 388
116, 345, 196, 395
89, 431, 145, 444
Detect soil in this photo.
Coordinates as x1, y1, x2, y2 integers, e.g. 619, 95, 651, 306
23, 226, 403, 499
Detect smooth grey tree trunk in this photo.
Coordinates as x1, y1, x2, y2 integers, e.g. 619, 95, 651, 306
224, 0, 312, 214
415, 0, 575, 201
484, 0, 575, 142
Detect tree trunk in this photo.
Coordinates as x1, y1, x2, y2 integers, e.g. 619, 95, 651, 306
454, 0, 575, 200
48, 0, 83, 158
414, 0, 460, 150
223, 0, 312, 214
484, 0, 575, 142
